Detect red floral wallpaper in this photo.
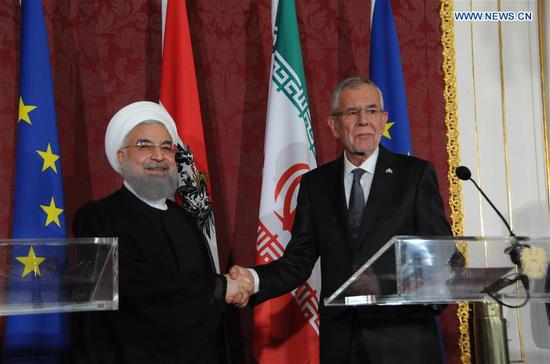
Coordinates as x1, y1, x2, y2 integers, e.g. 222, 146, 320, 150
0, 1, 457, 362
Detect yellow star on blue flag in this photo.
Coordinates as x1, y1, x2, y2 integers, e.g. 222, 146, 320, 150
16, 246, 46, 278
36, 143, 60, 173
18, 97, 36, 125
382, 121, 395, 140
40, 197, 64, 227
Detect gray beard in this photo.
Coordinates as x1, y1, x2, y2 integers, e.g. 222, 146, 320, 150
122, 161, 178, 201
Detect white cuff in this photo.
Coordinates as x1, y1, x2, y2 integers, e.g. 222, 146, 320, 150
247, 268, 260, 294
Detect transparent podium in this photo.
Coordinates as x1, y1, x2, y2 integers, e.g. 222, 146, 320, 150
325, 236, 550, 307
0, 238, 118, 315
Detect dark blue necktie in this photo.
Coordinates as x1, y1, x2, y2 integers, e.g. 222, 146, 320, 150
348, 168, 366, 246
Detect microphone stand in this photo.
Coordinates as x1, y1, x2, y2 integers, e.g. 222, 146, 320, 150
456, 166, 531, 308
456, 166, 527, 364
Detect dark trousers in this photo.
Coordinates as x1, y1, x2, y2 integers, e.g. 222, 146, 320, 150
349, 311, 443, 364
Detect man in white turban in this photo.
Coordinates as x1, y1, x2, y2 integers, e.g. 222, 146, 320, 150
104, 101, 180, 203
71, 101, 250, 364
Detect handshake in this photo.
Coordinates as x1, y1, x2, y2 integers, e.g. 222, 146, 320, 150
224, 265, 255, 307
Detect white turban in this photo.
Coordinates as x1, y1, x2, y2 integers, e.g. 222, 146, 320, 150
105, 101, 180, 174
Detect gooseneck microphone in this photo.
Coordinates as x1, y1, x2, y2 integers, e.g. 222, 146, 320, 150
455, 166, 530, 307
455, 166, 515, 237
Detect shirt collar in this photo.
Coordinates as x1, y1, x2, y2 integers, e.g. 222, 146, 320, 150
123, 180, 168, 210
343, 147, 379, 177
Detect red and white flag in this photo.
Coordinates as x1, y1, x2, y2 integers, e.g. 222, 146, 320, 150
254, 0, 321, 362
160, 0, 219, 272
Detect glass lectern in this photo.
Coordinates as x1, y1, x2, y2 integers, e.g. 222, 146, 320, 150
325, 236, 550, 307
0, 237, 118, 315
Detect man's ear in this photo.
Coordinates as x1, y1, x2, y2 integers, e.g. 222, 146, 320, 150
117, 150, 124, 170
327, 117, 340, 139
381, 111, 389, 125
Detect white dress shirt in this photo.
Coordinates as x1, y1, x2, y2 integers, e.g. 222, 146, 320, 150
343, 147, 379, 207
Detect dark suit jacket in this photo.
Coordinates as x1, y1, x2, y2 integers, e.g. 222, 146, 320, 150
253, 146, 452, 363
71, 186, 228, 364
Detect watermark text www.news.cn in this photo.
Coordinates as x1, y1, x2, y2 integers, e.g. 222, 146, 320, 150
454, 11, 532, 22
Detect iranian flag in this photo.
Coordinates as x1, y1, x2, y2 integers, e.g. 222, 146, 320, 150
254, 0, 320, 362
160, 0, 219, 272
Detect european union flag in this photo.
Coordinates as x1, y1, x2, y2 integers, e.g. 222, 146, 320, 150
370, 3, 445, 360
369, 0, 413, 155
5, 0, 68, 362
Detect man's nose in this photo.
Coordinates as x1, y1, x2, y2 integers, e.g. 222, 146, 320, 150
357, 109, 371, 125
357, 115, 369, 126
150, 146, 165, 160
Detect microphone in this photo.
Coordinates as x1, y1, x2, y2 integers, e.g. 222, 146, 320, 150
455, 166, 515, 237
455, 166, 532, 302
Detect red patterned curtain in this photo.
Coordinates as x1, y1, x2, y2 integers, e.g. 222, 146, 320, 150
0, 0, 457, 362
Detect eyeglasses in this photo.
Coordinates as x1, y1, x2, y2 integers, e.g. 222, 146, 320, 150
121, 140, 177, 155
331, 107, 383, 120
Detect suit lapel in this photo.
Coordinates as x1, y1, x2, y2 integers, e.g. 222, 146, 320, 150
357, 146, 397, 249
119, 187, 183, 270
326, 157, 354, 254
161, 205, 188, 271
166, 201, 217, 273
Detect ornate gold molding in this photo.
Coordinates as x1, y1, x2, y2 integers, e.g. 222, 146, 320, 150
440, 1, 471, 364
538, 0, 550, 220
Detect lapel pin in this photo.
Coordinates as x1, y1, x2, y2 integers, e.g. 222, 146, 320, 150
385, 168, 393, 174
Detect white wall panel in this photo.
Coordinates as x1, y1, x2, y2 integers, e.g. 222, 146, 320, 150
454, 0, 550, 362
455, 0, 485, 236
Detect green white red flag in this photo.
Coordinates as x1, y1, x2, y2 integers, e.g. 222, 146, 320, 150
254, 0, 320, 362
